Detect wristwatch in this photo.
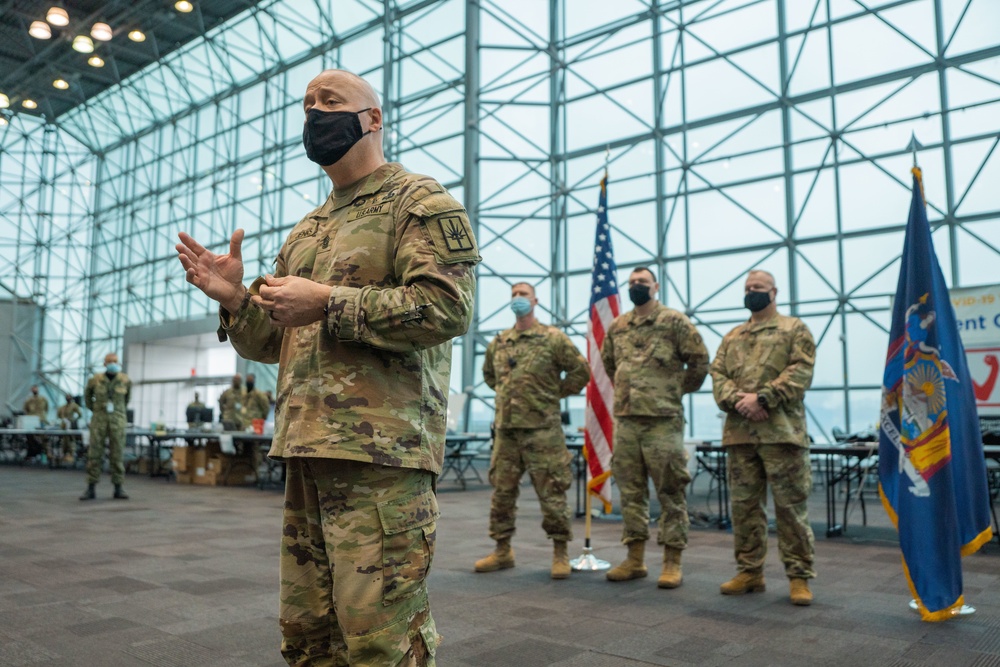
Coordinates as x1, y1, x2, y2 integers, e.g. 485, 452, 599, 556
757, 394, 769, 408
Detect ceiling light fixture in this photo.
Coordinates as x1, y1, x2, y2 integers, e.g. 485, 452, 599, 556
46, 6, 70, 27
72, 34, 95, 53
53, 79, 69, 90
22, 99, 38, 110
88, 55, 105, 68
0, 93, 9, 108
128, 30, 146, 42
29, 21, 53, 39
175, 1, 194, 12
91, 22, 113, 41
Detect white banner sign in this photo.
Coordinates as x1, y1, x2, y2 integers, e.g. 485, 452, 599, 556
951, 284, 1000, 416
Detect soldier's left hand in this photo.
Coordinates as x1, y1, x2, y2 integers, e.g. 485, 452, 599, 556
253, 275, 332, 328
735, 392, 769, 422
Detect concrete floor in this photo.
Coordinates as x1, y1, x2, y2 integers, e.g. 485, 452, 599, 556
0, 462, 998, 667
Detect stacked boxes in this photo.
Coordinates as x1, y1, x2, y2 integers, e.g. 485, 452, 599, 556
172, 441, 255, 486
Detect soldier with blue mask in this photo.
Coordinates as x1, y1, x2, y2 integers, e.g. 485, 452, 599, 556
711, 269, 817, 606
176, 69, 479, 666
80, 353, 131, 500
475, 282, 590, 579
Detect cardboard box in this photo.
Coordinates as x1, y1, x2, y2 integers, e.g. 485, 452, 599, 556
191, 447, 208, 472
192, 469, 216, 485
174, 472, 193, 484
171, 447, 193, 473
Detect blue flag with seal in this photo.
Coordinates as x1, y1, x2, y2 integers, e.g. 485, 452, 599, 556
878, 167, 994, 621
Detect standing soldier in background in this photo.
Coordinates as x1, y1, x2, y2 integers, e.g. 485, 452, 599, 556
602, 267, 709, 588
219, 373, 246, 431
474, 282, 590, 579
176, 69, 479, 665
23, 385, 50, 463
711, 269, 817, 606
187, 392, 205, 411
57, 394, 83, 464
243, 373, 270, 423
23, 385, 49, 422
80, 353, 131, 501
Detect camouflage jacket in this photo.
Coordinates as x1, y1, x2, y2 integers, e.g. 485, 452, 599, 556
244, 389, 270, 420
57, 402, 82, 424
84, 372, 131, 423
23, 395, 48, 420
602, 302, 709, 417
219, 387, 247, 426
483, 321, 590, 429
711, 312, 815, 446
221, 162, 480, 473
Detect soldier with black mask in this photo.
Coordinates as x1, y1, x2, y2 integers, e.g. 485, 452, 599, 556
601, 267, 709, 588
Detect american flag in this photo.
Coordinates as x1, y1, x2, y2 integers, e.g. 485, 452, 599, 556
584, 175, 620, 513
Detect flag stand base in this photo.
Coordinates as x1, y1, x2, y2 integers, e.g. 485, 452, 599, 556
908, 599, 976, 616
570, 546, 610, 571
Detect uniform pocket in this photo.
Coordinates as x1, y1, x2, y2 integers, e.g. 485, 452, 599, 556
378, 489, 439, 606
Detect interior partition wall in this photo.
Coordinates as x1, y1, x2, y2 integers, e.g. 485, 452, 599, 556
0, 0, 998, 442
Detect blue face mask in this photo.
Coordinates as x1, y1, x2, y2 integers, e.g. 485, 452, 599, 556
510, 296, 532, 317
106, 363, 121, 374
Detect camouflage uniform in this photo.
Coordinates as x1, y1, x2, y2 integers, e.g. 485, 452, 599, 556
711, 312, 816, 579
482, 322, 590, 543
57, 400, 83, 426
57, 400, 83, 460
23, 394, 49, 421
244, 388, 270, 420
23, 394, 50, 459
220, 162, 479, 666
84, 372, 131, 485
601, 303, 708, 549
219, 386, 247, 431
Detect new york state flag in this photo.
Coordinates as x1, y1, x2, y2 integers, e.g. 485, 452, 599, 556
878, 168, 993, 621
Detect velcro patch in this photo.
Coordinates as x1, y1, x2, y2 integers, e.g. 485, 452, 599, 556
348, 203, 388, 221
437, 216, 475, 252
420, 213, 480, 265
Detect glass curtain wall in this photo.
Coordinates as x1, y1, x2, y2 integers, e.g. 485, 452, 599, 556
0, 116, 94, 405
1, 0, 998, 440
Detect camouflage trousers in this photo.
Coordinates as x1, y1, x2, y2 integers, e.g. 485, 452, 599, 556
86, 417, 126, 485
611, 416, 691, 549
727, 443, 816, 579
487, 426, 573, 543
280, 458, 440, 667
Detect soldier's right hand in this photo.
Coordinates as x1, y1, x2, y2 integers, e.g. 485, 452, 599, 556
176, 230, 246, 311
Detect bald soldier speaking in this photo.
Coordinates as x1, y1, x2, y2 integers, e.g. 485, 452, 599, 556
176, 70, 480, 666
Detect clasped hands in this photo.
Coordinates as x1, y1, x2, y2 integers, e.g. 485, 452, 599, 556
175, 229, 331, 328
734, 392, 769, 422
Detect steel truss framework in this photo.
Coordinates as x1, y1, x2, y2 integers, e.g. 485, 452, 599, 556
0, 0, 998, 439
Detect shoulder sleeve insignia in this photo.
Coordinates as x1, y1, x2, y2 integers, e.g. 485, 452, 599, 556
438, 216, 475, 252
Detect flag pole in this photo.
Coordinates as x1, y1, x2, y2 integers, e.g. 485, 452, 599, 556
571, 450, 610, 571
571, 155, 614, 572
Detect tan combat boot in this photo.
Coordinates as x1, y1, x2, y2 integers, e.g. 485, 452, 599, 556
606, 541, 647, 581
551, 541, 571, 580
657, 546, 683, 589
789, 578, 813, 606
474, 539, 515, 573
720, 571, 766, 595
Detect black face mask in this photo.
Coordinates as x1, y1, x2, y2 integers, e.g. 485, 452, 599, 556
245, 382, 255, 391
628, 284, 652, 306
744, 290, 771, 312
302, 108, 371, 166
